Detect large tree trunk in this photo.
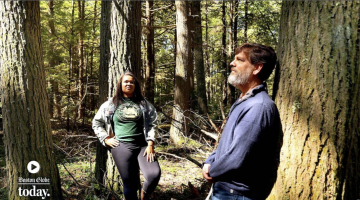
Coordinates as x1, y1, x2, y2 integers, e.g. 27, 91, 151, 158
96, 0, 142, 195
269, 2, 360, 199
192, 1, 208, 114
0, 1, 63, 199
145, 0, 155, 103
170, 1, 190, 145
95, 0, 111, 194
108, 0, 142, 93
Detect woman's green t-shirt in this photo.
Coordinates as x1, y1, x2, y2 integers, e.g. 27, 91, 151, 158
113, 98, 146, 145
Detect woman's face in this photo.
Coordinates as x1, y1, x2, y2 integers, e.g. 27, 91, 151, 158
122, 75, 135, 97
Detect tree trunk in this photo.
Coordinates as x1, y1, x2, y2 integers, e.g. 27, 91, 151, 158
145, 1, 155, 103
95, 0, 111, 193
78, 0, 85, 120
67, 0, 76, 131
96, 0, 142, 195
192, 1, 208, 114
221, 1, 228, 107
227, 0, 235, 107
269, 2, 360, 199
0, 1, 63, 199
234, 0, 239, 49
170, 1, 190, 145
108, 0, 142, 92
244, 0, 248, 43
48, 0, 61, 119
205, 0, 211, 103
89, 1, 97, 112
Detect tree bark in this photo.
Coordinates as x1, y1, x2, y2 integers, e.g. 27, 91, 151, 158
170, 1, 190, 145
0, 1, 63, 199
78, 0, 85, 120
269, 2, 360, 199
221, 1, 228, 107
96, 0, 142, 195
227, 0, 235, 107
192, 1, 208, 114
145, 1, 155, 103
244, 0, 248, 43
48, 0, 61, 119
95, 0, 111, 193
205, 0, 211, 103
89, 1, 97, 112
108, 0, 142, 93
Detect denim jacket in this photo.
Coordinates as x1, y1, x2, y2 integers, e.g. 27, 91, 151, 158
92, 97, 157, 147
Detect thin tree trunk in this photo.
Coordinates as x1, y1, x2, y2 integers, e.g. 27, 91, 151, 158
234, 0, 239, 49
192, 1, 208, 114
170, 1, 190, 145
269, 1, 360, 199
78, 0, 85, 120
145, 1, 155, 103
95, 0, 111, 193
89, 1, 97, 112
48, 0, 61, 118
67, 0, 76, 131
221, 1, 227, 107
205, 0, 211, 103
244, 0, 248, 43
0, 1, 63, 199
227, 0, 235, 107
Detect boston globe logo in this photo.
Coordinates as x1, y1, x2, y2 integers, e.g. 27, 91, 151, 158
17, 161, 51, 199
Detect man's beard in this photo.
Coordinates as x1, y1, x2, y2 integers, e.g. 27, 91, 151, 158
228, 70, 252, 87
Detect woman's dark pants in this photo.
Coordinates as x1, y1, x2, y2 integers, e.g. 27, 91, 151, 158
111, 143, 161, 200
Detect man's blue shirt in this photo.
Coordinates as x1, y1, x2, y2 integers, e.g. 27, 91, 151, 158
205, 84, 283, 200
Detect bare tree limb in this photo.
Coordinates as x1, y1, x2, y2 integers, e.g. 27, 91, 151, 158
200, 130, 218, 140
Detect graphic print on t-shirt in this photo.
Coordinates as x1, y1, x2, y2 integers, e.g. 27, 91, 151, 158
116, 101, 142, 121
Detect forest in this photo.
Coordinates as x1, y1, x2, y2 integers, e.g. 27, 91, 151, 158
0, 0, 359, 200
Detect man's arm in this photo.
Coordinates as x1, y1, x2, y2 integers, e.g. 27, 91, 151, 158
208, 105, 269, 179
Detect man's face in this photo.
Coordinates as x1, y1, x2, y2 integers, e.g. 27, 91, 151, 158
228, 51, 254, 87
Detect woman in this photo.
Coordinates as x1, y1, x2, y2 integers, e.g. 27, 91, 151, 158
92, 72, 161, 200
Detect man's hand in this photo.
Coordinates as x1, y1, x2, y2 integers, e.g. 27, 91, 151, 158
104, 136, 119, 148
202, 164, 214, 183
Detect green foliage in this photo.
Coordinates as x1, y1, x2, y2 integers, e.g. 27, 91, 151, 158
40, 1, 100, 122
37, 0, 280, 127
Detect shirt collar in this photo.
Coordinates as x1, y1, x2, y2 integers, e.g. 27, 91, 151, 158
239, 83, 267, 102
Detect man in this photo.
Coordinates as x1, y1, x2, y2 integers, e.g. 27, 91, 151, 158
203, 43, 282, 200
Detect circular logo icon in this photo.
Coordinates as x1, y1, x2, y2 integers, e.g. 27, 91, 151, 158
27, 161, 40, 174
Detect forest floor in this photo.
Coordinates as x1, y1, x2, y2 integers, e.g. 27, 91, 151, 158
0, 120, 214, 200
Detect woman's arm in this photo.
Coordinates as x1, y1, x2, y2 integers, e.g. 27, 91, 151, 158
92, 102, 110, 147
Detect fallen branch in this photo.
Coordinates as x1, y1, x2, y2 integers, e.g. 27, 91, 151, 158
185, 156, 202, 168
65, 135, 97, 138
200, 130, 218, 140
206, 113, 220, 134
219, 101, 226, 120
157, 152, 202, 168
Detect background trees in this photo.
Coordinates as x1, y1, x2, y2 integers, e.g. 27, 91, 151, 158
6, 1, 359, 199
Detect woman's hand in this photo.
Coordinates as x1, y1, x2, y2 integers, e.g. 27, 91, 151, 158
143, 141, 156, 162
104, 136, 119, 148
